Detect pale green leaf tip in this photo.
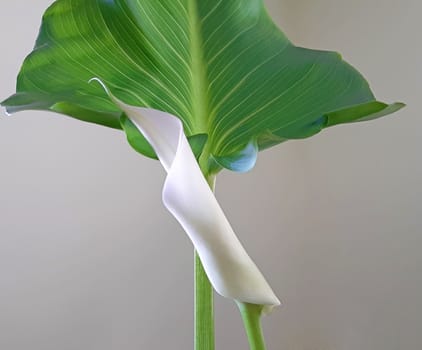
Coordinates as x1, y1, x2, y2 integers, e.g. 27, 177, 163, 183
366, 101, 405, 118
325, 100, 405, 128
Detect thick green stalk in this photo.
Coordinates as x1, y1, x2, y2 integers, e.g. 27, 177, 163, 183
194, 251, 214, 350
237, 302, 268, 350
194, 174, 216, 350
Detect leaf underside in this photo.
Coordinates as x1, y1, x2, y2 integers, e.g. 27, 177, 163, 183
1, 0, 404, 172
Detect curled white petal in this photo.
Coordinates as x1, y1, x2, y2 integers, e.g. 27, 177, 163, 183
99, 85, 280, 312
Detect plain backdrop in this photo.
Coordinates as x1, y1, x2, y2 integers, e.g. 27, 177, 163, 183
0, 1, 420, 349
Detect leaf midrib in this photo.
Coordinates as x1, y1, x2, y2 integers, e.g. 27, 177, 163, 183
188, 0, 209, 135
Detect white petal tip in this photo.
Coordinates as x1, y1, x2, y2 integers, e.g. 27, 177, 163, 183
262, 298, 283, 315
88, 77, 110, 95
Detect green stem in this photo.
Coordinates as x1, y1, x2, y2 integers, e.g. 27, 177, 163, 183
195, 251, 214, 350
194, 173, 216, 350
237, 302, 268, 350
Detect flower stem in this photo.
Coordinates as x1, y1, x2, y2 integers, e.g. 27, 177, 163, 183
237, 302, 268, 350
194, 173, 216, 350
195, 251, 214, 350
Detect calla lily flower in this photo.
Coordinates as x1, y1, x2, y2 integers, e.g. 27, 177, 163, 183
98, 80, 280, 311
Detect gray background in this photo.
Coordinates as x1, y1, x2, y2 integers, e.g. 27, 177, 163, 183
0, 1, 420, 349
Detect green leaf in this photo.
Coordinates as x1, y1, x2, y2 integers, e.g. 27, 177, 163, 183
1, 0, 404, 172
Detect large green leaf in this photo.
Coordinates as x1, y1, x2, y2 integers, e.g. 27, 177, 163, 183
2, 0, 403, 172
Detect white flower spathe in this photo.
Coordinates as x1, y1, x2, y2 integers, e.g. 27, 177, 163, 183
92, 79, 280, 313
